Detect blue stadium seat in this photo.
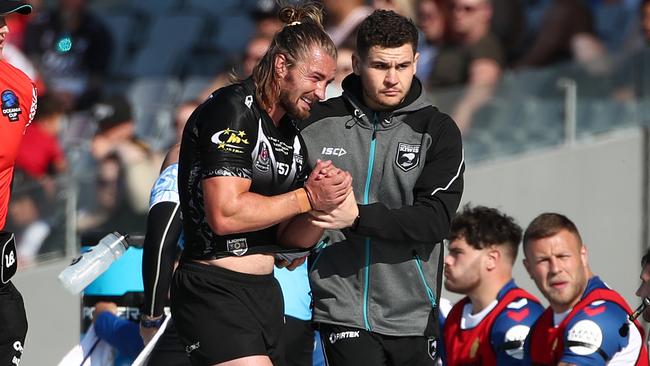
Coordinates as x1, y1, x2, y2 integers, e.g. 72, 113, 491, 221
95, 13, 137, 77
127, 78, 182, 149
126, 14, 208, 77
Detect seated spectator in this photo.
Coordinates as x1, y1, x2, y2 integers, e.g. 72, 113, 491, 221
199, 34, 272, 100
372, 0, 417, 20
91, 95, 162, 214
323, 0, 373, 48
77, 153, 146, 236
250, 0, 283, 38
489, 0, 526, 64
325, 46, 354, 99
6, 178, 50, 267
428, 0, 505, 133
514, 0, 604, 69
24, 0, 112, 111
416, 0, 450, 84
611, 0, 650, 101
172, 100, 200, 146
15, 92, 67, 180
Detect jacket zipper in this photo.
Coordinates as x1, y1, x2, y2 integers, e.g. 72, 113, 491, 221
362, 114, 378, 331
413, 252, 437, 308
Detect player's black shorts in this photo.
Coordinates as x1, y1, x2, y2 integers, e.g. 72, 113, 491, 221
0, 281, 27, 366
318, 324, 438, 366
171, 261, 285, 365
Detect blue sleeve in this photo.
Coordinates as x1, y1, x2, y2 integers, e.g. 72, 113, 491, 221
438, 305, 448, 365
94, 312, 145, 359
491, 298, 545, 365
560, 301, 630, 365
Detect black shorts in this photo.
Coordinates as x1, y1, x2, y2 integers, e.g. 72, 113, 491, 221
0, 281, 27, 366
171, 262, 285, 365
318, 324, 438, 366
282, 316, 314, 366
148, 318, 192, 366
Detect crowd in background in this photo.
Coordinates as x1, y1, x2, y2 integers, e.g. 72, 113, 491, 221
3, 0, 650, 266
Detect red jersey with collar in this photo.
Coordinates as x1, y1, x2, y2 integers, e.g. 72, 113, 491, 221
444, 286, 540, 366
0, 59, 37, 230
529, 284, 648, 366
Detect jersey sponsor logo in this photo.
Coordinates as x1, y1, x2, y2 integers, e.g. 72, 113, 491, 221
254, 141, 270, 172
293, 152, 304, 170
1, 90, 21, 122
470, 337, 480, 358
328, 330, 360, 344
567, 319, 603, 355
244, 95, 253, 109
321, 147, 347, 157
503, 325, 530, 359
269, 137, 292, 156
211, 128, 250, 154
427, 338, 438, 360
185, 341, 201, 354
226, 238, 248, 256
395, 142, 421, 172
506, 308, 530, 322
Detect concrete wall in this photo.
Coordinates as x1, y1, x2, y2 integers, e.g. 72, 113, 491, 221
450, 128, 646, 309
12, 259, 80, 366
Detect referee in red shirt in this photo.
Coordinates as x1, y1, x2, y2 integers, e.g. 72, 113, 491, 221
0, 1, 36, 365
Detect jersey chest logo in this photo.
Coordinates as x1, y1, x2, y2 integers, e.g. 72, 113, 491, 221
1, 90, 21, 122
427, 338, 438, 360
395, 142, 421, 172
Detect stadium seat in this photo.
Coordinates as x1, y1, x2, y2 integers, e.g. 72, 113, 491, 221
126, 14, 208, 77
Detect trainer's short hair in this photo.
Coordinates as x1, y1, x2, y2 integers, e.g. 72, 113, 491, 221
356, 9, 418, 59
523, 213, 582, 249
449, 205, 522, 264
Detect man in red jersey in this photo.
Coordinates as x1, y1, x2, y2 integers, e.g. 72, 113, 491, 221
524, 213, 648, 366
0, 1, 36, 365
441, 205, 543, 365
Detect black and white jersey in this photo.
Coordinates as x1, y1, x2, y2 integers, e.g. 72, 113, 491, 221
178, 78, 308, 260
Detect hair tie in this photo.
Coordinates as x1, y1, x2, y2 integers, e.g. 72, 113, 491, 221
289, 21, 301, 26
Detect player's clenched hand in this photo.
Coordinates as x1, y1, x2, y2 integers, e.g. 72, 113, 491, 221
275, 256, 307, 271
309, 190, 358, 229
305, 160, 352, 211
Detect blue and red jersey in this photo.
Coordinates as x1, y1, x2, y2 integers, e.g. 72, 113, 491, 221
442, 280, 544, 365
527, 276, 648, 366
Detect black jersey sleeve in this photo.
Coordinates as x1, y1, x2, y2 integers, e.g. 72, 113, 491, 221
141, 201, 182, 317
197, 92, 259, 180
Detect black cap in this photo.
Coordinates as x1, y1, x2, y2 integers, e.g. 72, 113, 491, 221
0, 0, 32, 16
93, 95, 133, 133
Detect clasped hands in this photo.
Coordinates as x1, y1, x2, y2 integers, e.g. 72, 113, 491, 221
304, 160, 358, 230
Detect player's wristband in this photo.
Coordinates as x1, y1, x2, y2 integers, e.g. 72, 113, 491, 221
294, 188, 312, 213
140, 314, 165, 328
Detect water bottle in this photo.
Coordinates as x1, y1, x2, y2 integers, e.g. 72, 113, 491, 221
58, 232, 129, 294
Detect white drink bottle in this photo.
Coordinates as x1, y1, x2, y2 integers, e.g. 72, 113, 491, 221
58, 232, 129, 294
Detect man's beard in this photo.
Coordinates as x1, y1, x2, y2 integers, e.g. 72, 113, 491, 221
279, 89, 309, 120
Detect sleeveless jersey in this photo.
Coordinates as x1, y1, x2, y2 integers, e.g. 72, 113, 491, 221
178, 78, 308, 259
443, 282, 542, 365
0, 60, 37, 230
529, 277, 648, 366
